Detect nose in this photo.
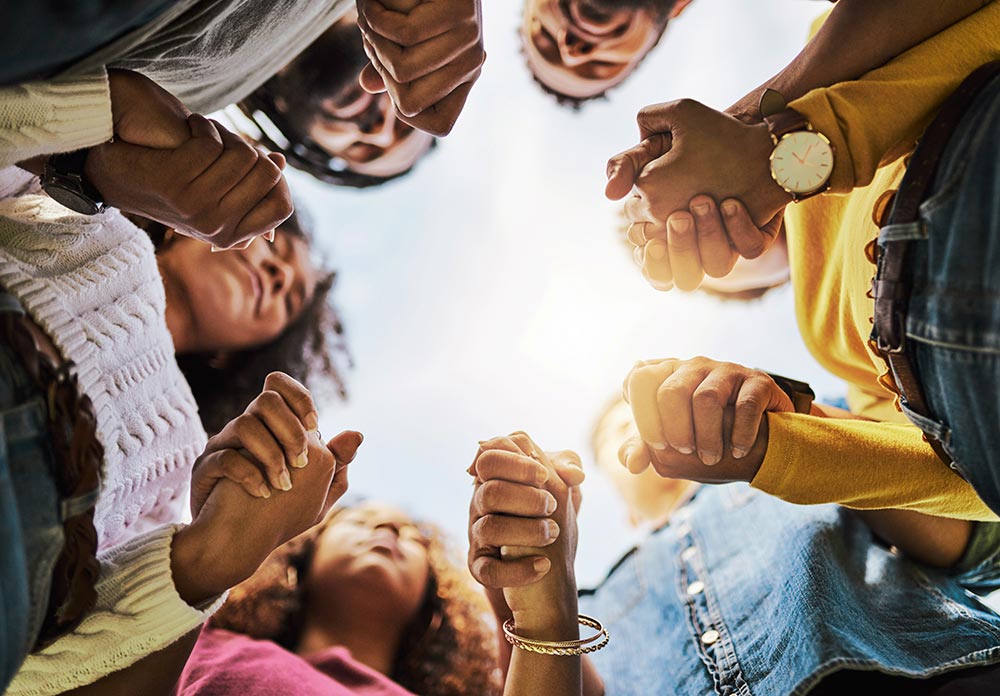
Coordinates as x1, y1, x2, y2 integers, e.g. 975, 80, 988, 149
261, 253, 293, 299
356, 96, 398, 148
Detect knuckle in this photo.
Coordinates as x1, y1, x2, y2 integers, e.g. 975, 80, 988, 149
693, 387, 723, 408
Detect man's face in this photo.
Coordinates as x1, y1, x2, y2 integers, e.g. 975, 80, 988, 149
522, 0, 676, 101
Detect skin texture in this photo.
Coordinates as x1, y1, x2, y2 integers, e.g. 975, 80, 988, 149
295, 502, 432, 673
356, 0, 486, 136
81, 70, 293, 249
157, 229, 319, 355
468, 432, 602, 696
521, 0, 689, 101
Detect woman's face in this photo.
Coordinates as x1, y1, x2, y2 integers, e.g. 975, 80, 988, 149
307, 503, 432, 621
309, 85, 435, 178
160, 229, 319, 353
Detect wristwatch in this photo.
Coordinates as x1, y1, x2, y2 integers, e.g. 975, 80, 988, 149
41, 149, 106, 215
764, 371, 815, 415
759, 89, 834, 202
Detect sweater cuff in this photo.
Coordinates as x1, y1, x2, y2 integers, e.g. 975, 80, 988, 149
0, 70, 112, 169
7, 524, 227, 696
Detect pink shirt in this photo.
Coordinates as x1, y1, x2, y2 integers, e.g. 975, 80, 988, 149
177, 626, 418, 696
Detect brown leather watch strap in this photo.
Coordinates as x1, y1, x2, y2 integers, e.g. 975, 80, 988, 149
763, 108, 811, 143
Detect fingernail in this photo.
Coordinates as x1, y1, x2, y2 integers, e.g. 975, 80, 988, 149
675, 445, 695, 455
692, 202, 711, 216
633, 245, 644, 266
732, 447, 747, 460
294, 448, 308, 468
210, 245, 223, 253
535, 467, 550, 486
304, 412, 320, 431
544, 519, 559, 540
650, 278, 675, 292
649, 442, 667, 451
257, 483, 271, 499
265, 229, 276, 243
699, 451, 721, 466
278, 470, 292, 491
646, 241, 667, 260
544, 494, 557, 515
722, 201, 739, 217
533, 558, 551, 573
669, 217, 691, 234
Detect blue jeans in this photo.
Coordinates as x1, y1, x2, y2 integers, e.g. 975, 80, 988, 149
0, 299, 63, 691
892, 72, 1000, 515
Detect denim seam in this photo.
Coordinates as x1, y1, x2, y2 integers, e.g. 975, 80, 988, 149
910, 566, 1000, 642
918, 156, 969, 217
905, 329, 1000, 355
678, 526, 751, 696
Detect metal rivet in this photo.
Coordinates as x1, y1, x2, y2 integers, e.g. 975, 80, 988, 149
701, 629, 720, 646
686, 581, 705, 596
680, 547, 697, 562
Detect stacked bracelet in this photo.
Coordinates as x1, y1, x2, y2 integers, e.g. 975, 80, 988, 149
502, 614, 610, 656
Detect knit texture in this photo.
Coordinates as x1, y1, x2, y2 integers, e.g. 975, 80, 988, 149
7, 526, 227, 696
0, 72, 112, 168
0, 167, 216, 693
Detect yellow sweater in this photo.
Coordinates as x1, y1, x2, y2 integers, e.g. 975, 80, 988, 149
749, 2, 1000, 521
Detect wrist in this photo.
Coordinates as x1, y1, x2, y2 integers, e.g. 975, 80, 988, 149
747, 122, 794, 221
510, 595, 579, 641
171, 522, 259, 606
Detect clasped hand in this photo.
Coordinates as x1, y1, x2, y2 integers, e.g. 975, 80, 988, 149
356, 0, 485, 137
84, 69, 293, 250
605, 99, 792, 291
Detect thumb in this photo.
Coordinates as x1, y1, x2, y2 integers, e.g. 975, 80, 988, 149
605, 132, 671, 200
548, 450, 586, 487
326, 430, 364, 464
359, 63, 387, 94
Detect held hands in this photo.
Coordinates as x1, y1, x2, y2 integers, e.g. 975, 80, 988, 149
621, 357, 795, 482
356, 0, 485, 136
175, 372, 363, 604
84, 69, 292, 249
467, 432, 585, 629
606, 99, 792, 291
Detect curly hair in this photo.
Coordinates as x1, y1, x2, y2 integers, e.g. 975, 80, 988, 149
212, 507, 503, 696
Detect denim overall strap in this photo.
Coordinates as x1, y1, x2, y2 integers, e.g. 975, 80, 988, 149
872, 60, 1000, 464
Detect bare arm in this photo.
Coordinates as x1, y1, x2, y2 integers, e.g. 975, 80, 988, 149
63, 630, 200, 696
729, 0, 992, 121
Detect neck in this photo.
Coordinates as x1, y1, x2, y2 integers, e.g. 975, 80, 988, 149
158, 257, 196, 354
295, 608, 405, 677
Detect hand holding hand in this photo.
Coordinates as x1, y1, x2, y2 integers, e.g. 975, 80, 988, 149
84, 69, 292, 249
606, 99, 791, 290
356, 0, 485, 136
190, 372, 322, 516
621, 357, 795, 480
467, 432, 585, 630
173, 427, 363, 605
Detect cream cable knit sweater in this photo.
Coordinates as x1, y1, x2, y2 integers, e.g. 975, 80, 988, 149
0, 167, 223, 695
0, 0, 353, 168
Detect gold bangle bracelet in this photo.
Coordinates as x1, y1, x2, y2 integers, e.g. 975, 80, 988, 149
502, 614, 610, 656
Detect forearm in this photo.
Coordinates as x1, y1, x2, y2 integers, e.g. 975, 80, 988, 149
63, 629, 200, 696
730, 0, 991, 122
852, 508, 973, 568
752, 412, 999, 521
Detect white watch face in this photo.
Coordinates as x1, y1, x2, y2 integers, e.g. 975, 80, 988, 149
770, 130, 834, 195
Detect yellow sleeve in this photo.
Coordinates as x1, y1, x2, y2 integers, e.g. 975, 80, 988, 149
789, 0, 1000, 193
751, 412, 999, 522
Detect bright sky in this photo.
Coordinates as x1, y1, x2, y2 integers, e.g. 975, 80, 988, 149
294, 0, 841, 586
